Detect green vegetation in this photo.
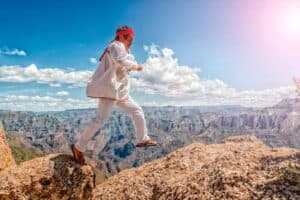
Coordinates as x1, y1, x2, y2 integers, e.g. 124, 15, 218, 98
6, 134, 44, 164
10, 145, 44, 164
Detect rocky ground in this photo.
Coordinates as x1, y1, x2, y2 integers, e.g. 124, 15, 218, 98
0, 125, 96, 200
93, 135, 300, 200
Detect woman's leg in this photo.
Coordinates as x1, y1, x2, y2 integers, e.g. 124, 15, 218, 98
75, 98, 115, 151
116, 97, 151, 143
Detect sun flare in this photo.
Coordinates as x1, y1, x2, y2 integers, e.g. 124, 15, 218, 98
284, 7, 300, 36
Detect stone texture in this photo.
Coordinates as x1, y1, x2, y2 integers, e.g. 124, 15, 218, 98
0, 124, 16, 170
93, 135, 300, 200
0, 154, 95, 200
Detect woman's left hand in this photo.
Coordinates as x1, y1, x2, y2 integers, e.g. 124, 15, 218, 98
136, 64, 143, 71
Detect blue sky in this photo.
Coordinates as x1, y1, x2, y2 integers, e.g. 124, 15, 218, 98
0, 0, 299, 111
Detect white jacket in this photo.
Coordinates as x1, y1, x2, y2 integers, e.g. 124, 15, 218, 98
86, 40, 138, 100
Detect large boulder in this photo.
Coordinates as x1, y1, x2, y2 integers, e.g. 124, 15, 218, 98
0, 154, 95, 200
93, 135, 300, 200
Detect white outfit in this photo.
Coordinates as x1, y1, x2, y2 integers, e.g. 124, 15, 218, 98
86, 40, 138, 100
75, 97, 150, 152
75, 40, 151, 152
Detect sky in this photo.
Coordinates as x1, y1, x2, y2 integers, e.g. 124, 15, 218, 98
0, 0, 300, 111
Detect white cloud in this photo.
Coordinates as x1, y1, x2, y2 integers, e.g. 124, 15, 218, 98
0, 48, 27, 56
56, 91, 69, 96
131, 44, 297, 107
143, 44, 161, 57
132, 44, 233, 97
49, 83, 61, 87
0, 95, 97, 112
0, 64, 93, 87
89, 57, 98, 64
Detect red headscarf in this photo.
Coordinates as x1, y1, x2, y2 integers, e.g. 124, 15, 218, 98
116, 27, 134, 37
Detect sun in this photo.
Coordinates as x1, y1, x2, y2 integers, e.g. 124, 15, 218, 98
284, 7, 300, 36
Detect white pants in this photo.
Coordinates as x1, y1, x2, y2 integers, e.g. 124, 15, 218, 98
75, 96, 150, 152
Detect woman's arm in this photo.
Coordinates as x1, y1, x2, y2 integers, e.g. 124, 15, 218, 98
109, 42, 138, 71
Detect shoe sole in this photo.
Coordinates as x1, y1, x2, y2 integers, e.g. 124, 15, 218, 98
70, 144, 85, 165
136, 143, 157, 148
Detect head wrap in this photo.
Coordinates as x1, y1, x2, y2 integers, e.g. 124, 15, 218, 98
116, 27, 134, 37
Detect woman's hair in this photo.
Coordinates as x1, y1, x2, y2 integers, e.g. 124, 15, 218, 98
115, 25, 132, 40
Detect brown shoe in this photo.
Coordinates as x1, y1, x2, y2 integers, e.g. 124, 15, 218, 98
70, 144, 85, 165
136, 140, 157, 148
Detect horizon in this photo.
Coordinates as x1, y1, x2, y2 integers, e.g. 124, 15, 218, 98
0, 97, 294, 112
1, 0, 300, 111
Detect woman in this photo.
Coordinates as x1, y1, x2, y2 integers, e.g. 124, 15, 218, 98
71, 25, 157, 165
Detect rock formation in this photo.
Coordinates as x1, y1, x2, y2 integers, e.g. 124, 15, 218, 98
93, 135, 300, 200
0, 125, 96, 200
0, 124, 16, 170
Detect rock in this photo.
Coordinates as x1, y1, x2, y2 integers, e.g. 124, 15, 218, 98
0, 124, 16, 170
0, 154, 95, 200
92, 135, 300, 200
